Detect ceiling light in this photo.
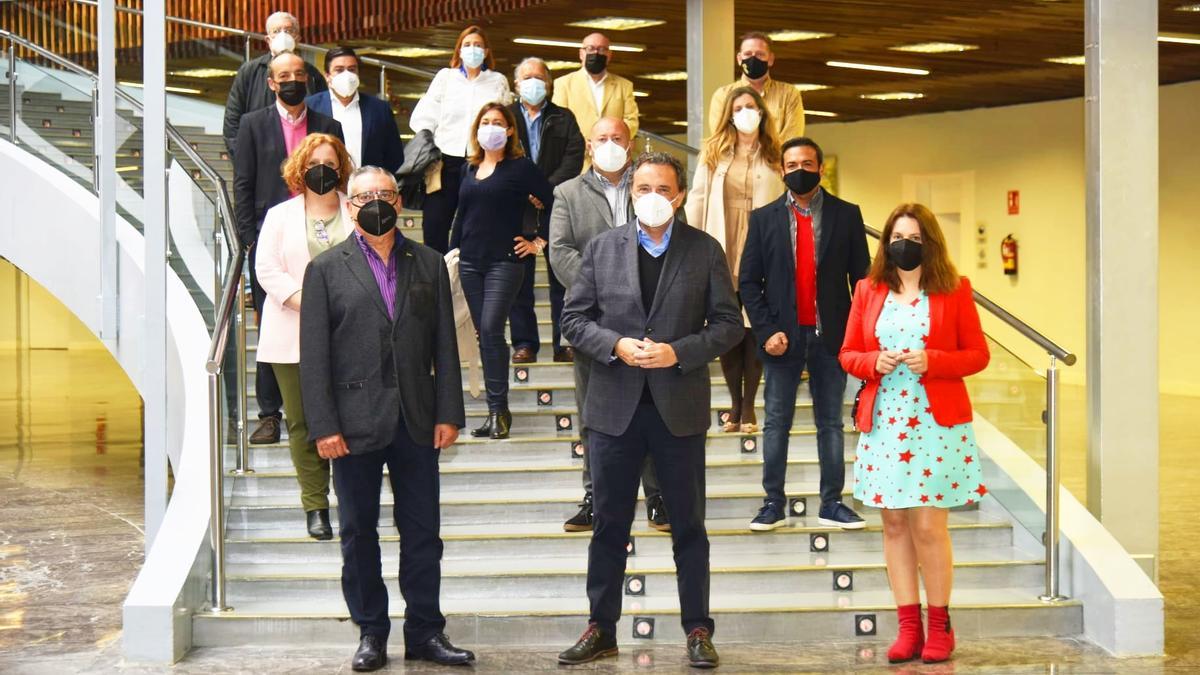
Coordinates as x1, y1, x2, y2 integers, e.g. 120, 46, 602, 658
639, 71, 688, 81
566, 17, 665, 31
512, 37, 643, 53
1177, 3, 1200, 11
1044, 55, 1086, 65
890, 42, 979, 54
1159, 32, 1200, 45
859, 92, 925, 101
767, 30, 834, 42
169, 68, 237, 78
671, 121, 689, 127
545, 60, 579, 71
633, 90, 650, 97
374, 46, 452, 58
826, 61, 930, 75
804, 110, 838, 117
793, 83, 831, 92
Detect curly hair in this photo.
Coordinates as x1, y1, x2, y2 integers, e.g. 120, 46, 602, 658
281, 133, 354, 195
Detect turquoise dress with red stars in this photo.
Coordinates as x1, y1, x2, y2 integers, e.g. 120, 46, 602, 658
852, 292, 986, 509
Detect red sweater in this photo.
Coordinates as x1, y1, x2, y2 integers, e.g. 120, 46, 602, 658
839, 276, 990, 433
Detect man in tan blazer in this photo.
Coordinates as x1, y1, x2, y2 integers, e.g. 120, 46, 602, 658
707, 31, 805, 141
552, 31, 640, 168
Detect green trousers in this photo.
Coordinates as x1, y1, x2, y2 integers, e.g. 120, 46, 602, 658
272, 362, 330, 512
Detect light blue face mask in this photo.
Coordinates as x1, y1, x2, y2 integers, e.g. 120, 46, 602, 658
460, 45, 486, 70
518, 77, 547, 105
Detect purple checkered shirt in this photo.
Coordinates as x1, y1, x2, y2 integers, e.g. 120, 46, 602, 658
353, 231, 398, 320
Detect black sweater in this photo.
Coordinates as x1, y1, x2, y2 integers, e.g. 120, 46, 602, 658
449, 156, 554, 262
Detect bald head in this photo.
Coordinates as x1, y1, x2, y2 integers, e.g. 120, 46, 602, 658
579, 32, 612, 73
590, 117, 630, 144
269, 52, 305, 79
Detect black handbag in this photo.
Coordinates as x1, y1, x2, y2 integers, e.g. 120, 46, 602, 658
849, 379, 868, 431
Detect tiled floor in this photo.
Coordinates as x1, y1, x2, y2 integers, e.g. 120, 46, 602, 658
0, 348, 1196, 673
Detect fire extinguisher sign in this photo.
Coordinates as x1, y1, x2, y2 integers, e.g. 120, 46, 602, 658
1007, 190, 1019, 215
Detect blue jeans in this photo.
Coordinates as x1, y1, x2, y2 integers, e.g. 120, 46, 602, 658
761, 327, 848, 506
459, 258, 525, 411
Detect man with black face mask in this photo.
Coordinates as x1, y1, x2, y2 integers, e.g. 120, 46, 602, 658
707, 31, 806, 142
233, 51, 343, 446
552, 32, 639, 170
299, 166, 474, 672
738, 136, 871, 533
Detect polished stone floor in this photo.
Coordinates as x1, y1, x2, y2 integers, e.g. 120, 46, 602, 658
0, 348, 1197, 673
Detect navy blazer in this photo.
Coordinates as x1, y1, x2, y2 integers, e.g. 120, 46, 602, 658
306, 90, 405, 173
738, 190, 871, 360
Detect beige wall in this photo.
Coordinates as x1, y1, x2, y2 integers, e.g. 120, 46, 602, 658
0, 257, 100, 350
808, 81, 1200, 395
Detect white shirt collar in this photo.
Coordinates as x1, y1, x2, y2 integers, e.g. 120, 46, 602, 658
275, 100, 307, 124
330, 91, 360, 111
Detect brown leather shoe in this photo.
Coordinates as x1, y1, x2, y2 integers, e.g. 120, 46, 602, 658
512, 346, 537, 363
249, 416, 281, 445
553, 347, 575, 363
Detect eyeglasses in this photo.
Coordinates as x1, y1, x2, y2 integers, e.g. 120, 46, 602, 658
349, 190, 397, 205
582, 46, 610, 55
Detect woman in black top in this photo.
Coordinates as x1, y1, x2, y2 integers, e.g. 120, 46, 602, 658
450, 102, 554, 439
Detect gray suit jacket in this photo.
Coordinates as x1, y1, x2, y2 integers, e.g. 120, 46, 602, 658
561, 219, 743, 437
548, 170, 629, 290
299, 235, 465, 452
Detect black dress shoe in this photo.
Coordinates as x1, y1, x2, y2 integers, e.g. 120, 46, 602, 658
687, 628, 719, 669
563, 494, 594, 532
647, 495, 671, 532
306, 509, 332, 540
352, 634, 387, 671
553, 346, 575, 363
558, 623, 617, 664
405, 632, 475, 665
470, 415, 494, 438
249, 416, 281, 444
490, 408, 511, 440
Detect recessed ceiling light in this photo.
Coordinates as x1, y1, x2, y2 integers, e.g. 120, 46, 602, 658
545, 60, 579, 71
1159, 32, 1200, 45
671, 121, 689, 127
890, 42, 979, 54
374, 47, 452, 58
859, 92, 925, 101
1044, 55, 1086, 65
639, 71, 688, 81
1177, 3, 1200, 11
793, 83, 831, 92
767, 30, 834, 42
804, 110, 839, 117
633, 90, 650, 98
170, 68, 237, 78
567, 17, 665, 31
513, 37, 643, 53
826, 61, 930, 75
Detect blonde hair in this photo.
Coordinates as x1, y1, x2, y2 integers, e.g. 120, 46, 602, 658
281, 133, 353, 195
700, 86, 781, 172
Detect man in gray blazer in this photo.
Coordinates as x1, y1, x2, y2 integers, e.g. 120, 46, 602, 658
557, 153, 742, 669
549, 117, 667, 534
299, 167, 473, 672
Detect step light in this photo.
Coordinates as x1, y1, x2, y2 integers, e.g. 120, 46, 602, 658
556, 414, 573, 431
56, 105, 65, 112
538, 389, 553, 406
856, 647, 877, 663
570, 440, 585, 459
826, 61, 930, 76
790, 497, 807, 517
513, 37, 643, 53
833, 570, 854, 591
513, 366, 529, 383
626, 538, 637, 556
739, 436, 757, 453
635, 651, 655, 667
810, 533, 829, 552
855, 613, 877, 636
716, 409, 732, 426
625, 574, 646, 596
633, 616, 655, 639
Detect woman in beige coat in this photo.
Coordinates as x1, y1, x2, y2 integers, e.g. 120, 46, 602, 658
686, 86, 784, 432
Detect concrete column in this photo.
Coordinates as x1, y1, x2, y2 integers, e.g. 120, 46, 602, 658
686, 0, 734, 150
1084, 0, 1159, 579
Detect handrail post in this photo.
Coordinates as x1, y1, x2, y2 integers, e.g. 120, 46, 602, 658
1040, 354, 1068, 602
243, 34, 252, 63
378, 64, 387, 101
207, 370, 231, 612
232, 270, 252, 474
9, 38, 18, 143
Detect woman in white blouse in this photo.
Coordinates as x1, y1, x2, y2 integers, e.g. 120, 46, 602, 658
410, 25, 511, 253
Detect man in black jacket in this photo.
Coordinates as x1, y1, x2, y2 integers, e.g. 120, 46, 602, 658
222, 10, 326, 157
233, 51, 342, 445
299, 167, 473, 672
507, 57, 585, 363
738, 137, 871, 532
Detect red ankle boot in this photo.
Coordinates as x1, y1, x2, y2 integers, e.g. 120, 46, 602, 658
887, 603, 925, 663
922, 605, 956, 663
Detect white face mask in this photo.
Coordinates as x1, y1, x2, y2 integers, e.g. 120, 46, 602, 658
634, 192, 677, 228
330, 70, 359, 98
476, 124, 508, 151
731, 107, 761, 134
460, 45, 486, 70
517, 77, 547, 106
591, 140, 628, 173
269, 32, 296, 55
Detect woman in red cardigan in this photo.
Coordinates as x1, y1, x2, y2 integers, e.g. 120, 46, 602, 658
839, 203, 989, 664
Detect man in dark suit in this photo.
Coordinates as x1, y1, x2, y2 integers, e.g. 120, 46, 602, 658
738, 136, 872, 532
299, 166, 473, 672
222, 10, 326, 157
233, 51, 343, 445
557, 153, 742, 669
305, 46, 405, 173
507, 56, 585, 364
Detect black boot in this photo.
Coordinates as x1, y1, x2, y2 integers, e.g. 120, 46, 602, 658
490, 408, 511, 440
470, 414, 494, 438
306, 509, 333, 540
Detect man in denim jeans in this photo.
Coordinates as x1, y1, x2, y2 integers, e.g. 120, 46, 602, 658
738, 137, 871, 531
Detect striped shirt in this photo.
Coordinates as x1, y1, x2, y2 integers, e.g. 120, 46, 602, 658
353, 232, 398, 320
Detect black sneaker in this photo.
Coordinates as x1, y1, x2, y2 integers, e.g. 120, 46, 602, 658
558, 623, 618, 664
818, 501, 866, 530
749, 501, 787, 531
564, 494, 593, 532
647, 495, 670, 532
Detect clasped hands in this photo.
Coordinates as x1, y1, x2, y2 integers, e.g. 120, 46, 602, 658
875, 349, 929, 375
615, 337, 678, 369
316, 423, 459, 459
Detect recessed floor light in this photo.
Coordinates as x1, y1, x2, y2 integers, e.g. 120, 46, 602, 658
640, 71, 688, 81
827, 61, 930, 75
793, 83, 832, 92
1044, 55, 1086, 65
859, 92, 925, 101
1159, 32, 1200, 45
567, 17, 665, 31
374, 47, 452, 58
890, 42, 979, 54
170, 68, 238, 78
513, 37, 643, 53
767, 30, 834, 42
804, 110, 839, 117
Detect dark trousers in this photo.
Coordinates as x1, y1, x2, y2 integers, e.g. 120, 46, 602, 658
248, 245, 282, 419
761, 327, 848, 506
575, 356, 661, 501
588, 402, 713, 636
509, 248, 565, 353
718, 328, 763, 425
332, 413, 446, 643
420, 155, 465, 254
459, 258, 525, 412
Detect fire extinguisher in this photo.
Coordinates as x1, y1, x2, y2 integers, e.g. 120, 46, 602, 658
1001, 234, 1018, 276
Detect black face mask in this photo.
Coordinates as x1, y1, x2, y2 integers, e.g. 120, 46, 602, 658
741, 55, 769, 80
276, 80, 307, 106
784, 168, 821, 195
888, 239, 924, 271
584, 53, 608, 75
304, 164, 339, 195
356, 199, 398, 236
